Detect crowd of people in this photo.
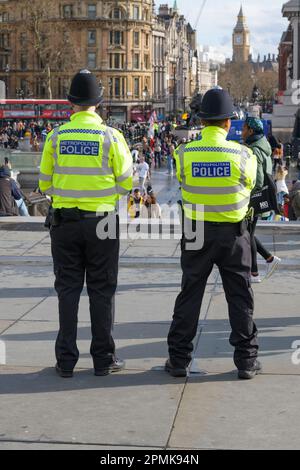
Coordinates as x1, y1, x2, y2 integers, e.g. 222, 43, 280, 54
0, 116, 300, 223
0, 120, 56, 152
268, 138, 300, 221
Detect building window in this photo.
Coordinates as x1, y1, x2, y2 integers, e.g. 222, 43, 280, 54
133, 53, 140, 69
88, 52, 96, 69
109, 54, 124, 70
145, 34, 149, 48
0, 34, 9, 48
110, 8, 123, 20
0, 12, 9, 22
36, 80, 46, 98
63, 5, 74, 18
109, 31, 124, 46
134, 77, 140, 97
144, 54, 149, 70
20, 79, 28, 95
0, 55, 8, 70
143, 9, 149, 21
88, 30, 96, 45
133, 32, 139, 47
20, 54, 27, 71
114, 78, 121, 97
112, 77, 126, 98
20, 33, 27, 44
87, 4, 96, 19
133, 6, 140, 20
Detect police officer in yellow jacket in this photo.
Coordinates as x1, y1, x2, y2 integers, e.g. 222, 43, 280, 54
39, 70, 132, 378
165, 88, 261, 380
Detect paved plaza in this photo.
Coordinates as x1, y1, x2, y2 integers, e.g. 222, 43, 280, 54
0, 193, 300, 450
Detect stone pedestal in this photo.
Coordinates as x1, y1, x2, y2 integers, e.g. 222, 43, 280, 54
272, 90, 299, 131
17, 169, 40, 192
18, 137, 32, 152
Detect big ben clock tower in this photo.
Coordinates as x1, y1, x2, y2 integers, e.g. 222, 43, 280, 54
232, 6, 250, 63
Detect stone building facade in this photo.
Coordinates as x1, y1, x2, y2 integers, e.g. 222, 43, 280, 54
0, 0, 153, 122
0, 0, 217, 121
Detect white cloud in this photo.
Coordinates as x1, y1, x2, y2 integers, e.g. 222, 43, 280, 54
173, 0, 288, 58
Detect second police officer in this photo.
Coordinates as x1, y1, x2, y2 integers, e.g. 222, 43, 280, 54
39, 70, 133, 378
165, 88, 261, 380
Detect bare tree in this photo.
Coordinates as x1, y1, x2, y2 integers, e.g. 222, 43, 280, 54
219, 62, 254, 104
255, 70, 278, 102
20, 0, 81, 98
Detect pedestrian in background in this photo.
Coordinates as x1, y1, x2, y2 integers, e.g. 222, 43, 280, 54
137, 156, 150, 194
276, 166, 289, 207
141, 193, 161, 219
242, 117, 281, 283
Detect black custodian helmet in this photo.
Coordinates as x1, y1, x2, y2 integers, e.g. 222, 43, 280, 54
198, 88, 236, 120
67, 69, 104, 106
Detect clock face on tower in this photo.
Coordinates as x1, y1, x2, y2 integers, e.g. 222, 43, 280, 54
234, 34, 243, 45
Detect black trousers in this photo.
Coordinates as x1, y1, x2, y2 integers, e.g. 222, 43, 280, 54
50, 214, 119, 370
249, 217, 272, 273
168, 223, 258, 371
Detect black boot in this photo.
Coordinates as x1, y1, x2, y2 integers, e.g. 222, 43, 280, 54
238, 360, 262, 380
165, 359, 188, 378
94, 358, 125, 376
55, 363, 74, 378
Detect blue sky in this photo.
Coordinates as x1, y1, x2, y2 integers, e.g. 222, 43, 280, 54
172, 0, 288, 59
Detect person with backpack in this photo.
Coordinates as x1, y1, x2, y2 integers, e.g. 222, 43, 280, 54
291, 180, 300, 220
242, 117, 281, 283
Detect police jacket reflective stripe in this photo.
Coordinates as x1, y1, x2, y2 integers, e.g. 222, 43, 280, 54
174, 126, 257, 223
39, 111, 133, 212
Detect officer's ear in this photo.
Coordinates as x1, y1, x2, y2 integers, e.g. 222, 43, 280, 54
224, 119, 231, 133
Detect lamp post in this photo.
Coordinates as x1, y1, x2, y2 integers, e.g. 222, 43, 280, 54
142, 86, 149, 122
107, 78, 113, 122
173, 63, 177, 116
183, 65, 187, 112
4, 63, 9, 98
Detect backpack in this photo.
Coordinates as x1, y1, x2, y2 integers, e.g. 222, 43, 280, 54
292, 191, 300, 211
249, 173, 280, 216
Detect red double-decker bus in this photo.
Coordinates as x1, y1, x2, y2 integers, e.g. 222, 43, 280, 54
0, 99, 73, 122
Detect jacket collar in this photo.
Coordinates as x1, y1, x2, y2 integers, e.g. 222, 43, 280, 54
201, 126, 228, 140
70, 111, 103, 124
245, 133, 264, 146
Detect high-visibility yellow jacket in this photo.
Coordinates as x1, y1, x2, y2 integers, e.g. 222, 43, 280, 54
174, 126, 257, 223
39, 111, 133, 212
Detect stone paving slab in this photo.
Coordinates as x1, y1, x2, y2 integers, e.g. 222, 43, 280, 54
0, 367, 184, 448
0, 320, 181, 371
193, 320, 300, 376
21, 291, 181, 324
0, 298, 45, 321
248, 272, 300, 295
1, 221, 300, 449
0, 442, 161, 450
21, 289, 211, 327
0, 320, 14, 334
123, 246, 179, 259
169, 374, 300, 450
206, 292, 300, 320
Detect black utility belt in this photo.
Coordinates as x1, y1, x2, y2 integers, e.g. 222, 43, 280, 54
59, 208, 113, 219
204, 221, 241, 227
205, 219, 248, 236
52, 208, 115, 224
